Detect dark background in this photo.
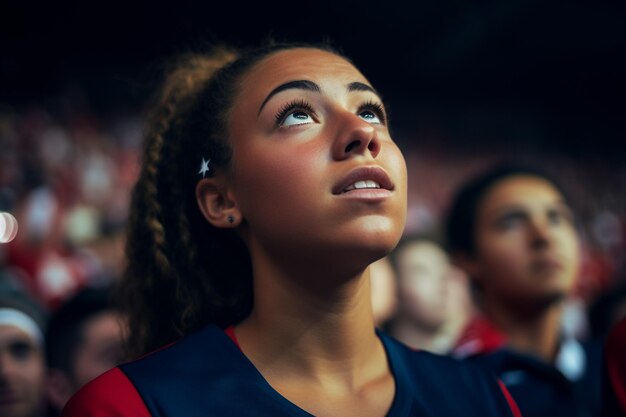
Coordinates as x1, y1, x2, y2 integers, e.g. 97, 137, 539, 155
2, 0, 625, 159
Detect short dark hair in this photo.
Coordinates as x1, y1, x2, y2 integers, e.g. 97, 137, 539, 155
444, 163, 570, 256
45, 287, 115, 375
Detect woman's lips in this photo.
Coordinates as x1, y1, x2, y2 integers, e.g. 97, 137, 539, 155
332, 166, 394, 195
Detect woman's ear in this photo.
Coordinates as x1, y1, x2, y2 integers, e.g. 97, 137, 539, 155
195, 177, 242, 228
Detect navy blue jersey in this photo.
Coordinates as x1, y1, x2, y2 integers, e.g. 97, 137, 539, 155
455, 316, 603, 417
465, 344, 602, 417
64, 325, 519, 416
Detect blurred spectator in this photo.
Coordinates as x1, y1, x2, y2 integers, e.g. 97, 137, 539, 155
0, 275, 48, 417
1, 100, 139, 309
369, 257, 398, 327
446, 163, 602, 417
45, 286, 126, 415
387, 234, 472, 353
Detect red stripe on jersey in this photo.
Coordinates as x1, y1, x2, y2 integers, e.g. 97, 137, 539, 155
62, 367, 150, 417
498, 380, 523, 417
224, 326, 240, 349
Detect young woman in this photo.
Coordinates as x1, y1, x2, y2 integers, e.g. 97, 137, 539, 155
446, 164, 602, 417
63, 43, 520, 417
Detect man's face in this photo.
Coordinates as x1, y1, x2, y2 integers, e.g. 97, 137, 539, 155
71, 311, 125, 388
0, 325, 46, 417
396, 241, 452, 330
471, 175, 580, 309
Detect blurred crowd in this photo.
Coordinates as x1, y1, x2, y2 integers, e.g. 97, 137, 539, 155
0, 97, 141, 308
1, 91, 626, 416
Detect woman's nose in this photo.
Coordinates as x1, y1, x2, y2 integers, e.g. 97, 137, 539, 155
331, 112, 381, 161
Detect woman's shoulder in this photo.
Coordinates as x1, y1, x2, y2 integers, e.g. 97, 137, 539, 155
63, 326, 243, 417
62, 367, 151, 417
63, 325, 238, 417
119, 324, 238, 382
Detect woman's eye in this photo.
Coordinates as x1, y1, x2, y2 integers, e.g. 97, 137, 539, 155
358, 110, 382, 124
357, 101, 386, 125
274, 99, 316, 127
282, 111, 314, 127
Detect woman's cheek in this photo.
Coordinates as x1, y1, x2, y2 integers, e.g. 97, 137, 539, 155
234, 144, 324, 226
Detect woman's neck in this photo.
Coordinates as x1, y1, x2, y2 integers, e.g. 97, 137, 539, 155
235, 251, 385, 388
483, 296, 563, 363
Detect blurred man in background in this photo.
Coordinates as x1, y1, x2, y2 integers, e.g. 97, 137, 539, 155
45, 286, 126, 415
370, 256, 398, 328
0, 276, 48, 417
446, 164, 602, 417
387, 234, 472, 353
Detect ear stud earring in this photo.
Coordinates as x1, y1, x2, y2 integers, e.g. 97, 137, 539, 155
227, 215, 235, 224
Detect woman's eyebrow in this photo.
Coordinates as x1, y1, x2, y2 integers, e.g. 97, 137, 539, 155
347, 81, 380, 98
258, 80, 382, 116
258, 80, 321, 115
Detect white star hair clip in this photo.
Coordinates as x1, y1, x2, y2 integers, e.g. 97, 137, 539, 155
198, 158, 211, 178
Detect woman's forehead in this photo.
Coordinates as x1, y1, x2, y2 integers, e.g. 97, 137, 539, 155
238, 48, 368, 98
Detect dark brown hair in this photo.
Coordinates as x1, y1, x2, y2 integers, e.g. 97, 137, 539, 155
120, 42, 343, 358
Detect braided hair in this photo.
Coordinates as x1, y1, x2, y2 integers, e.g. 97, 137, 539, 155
120, 42, 342, 358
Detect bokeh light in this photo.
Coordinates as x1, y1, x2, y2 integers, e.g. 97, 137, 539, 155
0, 212, 19, 243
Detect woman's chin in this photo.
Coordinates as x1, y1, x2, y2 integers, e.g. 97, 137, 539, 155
347, 215, 404, 247
334, 234, 400, 269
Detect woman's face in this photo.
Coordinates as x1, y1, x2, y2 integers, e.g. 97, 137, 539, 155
471, 175, 580, 308
226, 48, 407, 269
